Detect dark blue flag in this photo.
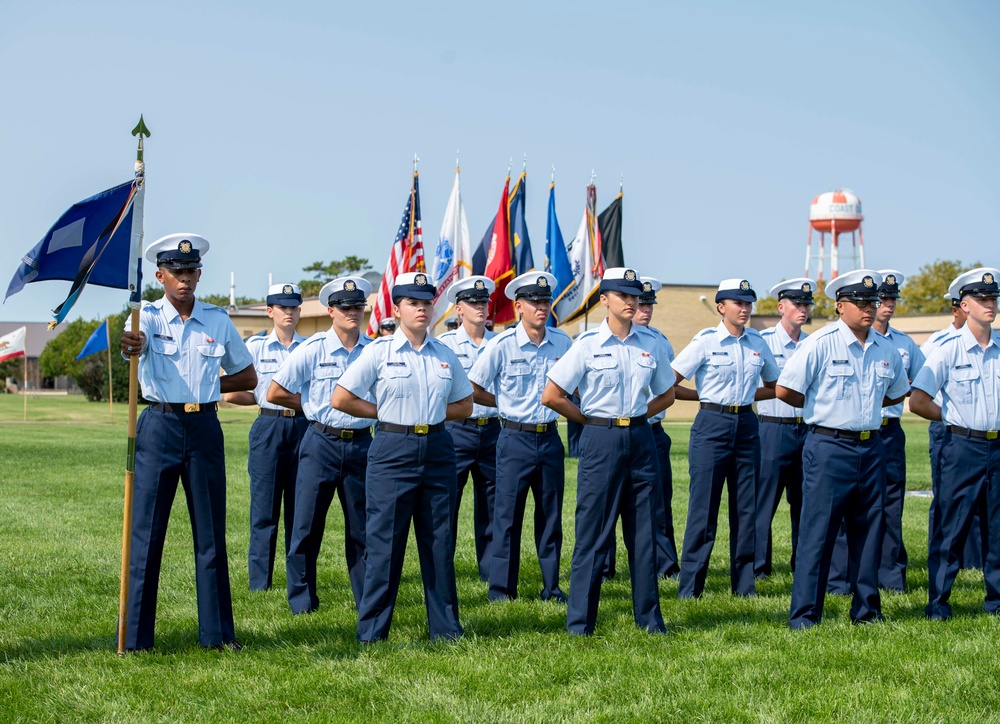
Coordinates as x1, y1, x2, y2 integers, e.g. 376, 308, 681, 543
76, 319, 110, 360
545, 182, 572, 326
508, 172, 535, 275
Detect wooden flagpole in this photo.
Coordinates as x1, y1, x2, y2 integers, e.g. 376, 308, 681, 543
118, 115, 149, 654
105, 320, 113, 422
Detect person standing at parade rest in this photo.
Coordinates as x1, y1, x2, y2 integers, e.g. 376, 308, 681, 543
604, 277, 680, 581
671, 278, 780, 598
922, 292, 985, 571
437, 276, 499, 582
542, 268, 676, 636
778, 269, 909, 630
119, 233, 256, 652
469, 272, 572, 604
332, 272, 473, 643
223, 283, 308, 592
754, 278, 814, 581
267, 277, 375, 615
909, 267, 1000, 621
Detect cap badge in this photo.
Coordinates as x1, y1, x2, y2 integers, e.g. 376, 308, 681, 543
984, 273, 995, 285
415, 273, 428, 286
344, 280, 357, 292
740, 280, 750, 291
282, 284, 293, 295
802, 282, 812, 292
885, 275, 896, 285
474, 279, 486, 291
538, 276, 548, 287
624, 270, 637, 282
643, 282, 652, 292
863, 276, 874, 288
178, 240, 193, 254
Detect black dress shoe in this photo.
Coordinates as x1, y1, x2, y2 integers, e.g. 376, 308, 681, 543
541, 589, 568, 604
210, 640, 244, 652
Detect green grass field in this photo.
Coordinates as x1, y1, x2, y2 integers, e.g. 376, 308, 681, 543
2, 395, 999, 722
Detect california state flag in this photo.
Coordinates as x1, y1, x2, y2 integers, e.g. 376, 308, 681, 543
0, 326, 26, 362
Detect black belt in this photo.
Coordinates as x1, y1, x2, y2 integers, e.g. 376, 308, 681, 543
378, 422, 446, 435
259, 408, 304, 418
310, 420, 372, 439
586, 416, 647, 428
947, 425, 1000, 441
457, 416, 500, 427
148, 402, 218, 414
881, 417, 901, 428
502, 420, 558, 433
759, 415, 804, 425
810, 425, 879, 441
700, 402, 752, 414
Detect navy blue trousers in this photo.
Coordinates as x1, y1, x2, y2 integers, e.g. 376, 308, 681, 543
286, 425, 370, 613
247, 413, 307, 590
679, 409, 760, 598
829, 419, 908, 593
605, 422, 679, 579
930, 421, 985, 569
566, 394, 583, 458
789, 431, 885, 629
488, 427, 565, 601
926, 432, 1000, 619
567, 423, 664, 635
754, 420, 806, 578
447, 420, 499, 581
125, 407, 235, 649
357, 427, 463, 642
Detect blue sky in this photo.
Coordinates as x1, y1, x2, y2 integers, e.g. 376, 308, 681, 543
2, 0, 998, 323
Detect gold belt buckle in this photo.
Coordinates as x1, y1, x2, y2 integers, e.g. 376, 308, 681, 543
184, 403, 200, 413
616, 417, 631, 427
282, 410, 295, 418
859, 430, 871, 441
988, 430, 998, 440
414, 424, 430, 435
340, 429, 354, 439
795, 417, 803, 424
535, 423, 547, 433
727, 405, 740, 414
477, 417, 489, 426
881, 418, 888, 427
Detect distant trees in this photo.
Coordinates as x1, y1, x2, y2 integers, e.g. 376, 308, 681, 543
38, 313, 130, 402
297, 257, 371, 297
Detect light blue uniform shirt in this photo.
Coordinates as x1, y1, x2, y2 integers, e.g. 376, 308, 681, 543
911, 323, 1000, 431
246, 330, 306, 410
547, 319, 673, 418
644, 326, 676, 424
135, 297, 253, 404
920, 323, 960, 407
778, 318, 909, 431
469, 322, 573, 424
877, 325, 925, 419
437, 325, 497, 419
337, 330, 473, 425
756, 322, 807, 418
271, 330, 376, 428
671, 322, 780, 406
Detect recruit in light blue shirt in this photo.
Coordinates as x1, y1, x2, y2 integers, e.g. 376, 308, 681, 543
132, 297, 253, 404
877, 325, 925, 419
246, 330, 306, 409
644, 326, 676, 424
919, 323, 960, 407
469, 322, 573, 424
547, 319, 673, 419
671, 322, 780, 407
911, 323, 1000, 431
271, 330, 376, 428
336, 330, 473, 425
756, 322, 807, 418
437, 325, 497, 419
778, 318, 909, 431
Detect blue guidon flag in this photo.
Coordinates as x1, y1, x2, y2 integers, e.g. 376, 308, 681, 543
5, 179, 144, 327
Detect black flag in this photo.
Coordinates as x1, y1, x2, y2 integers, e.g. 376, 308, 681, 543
598, 193, 624, 268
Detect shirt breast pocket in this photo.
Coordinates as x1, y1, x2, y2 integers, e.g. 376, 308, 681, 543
635, 354, 656, 386
947, 366, 979, 405
502, 365, 532, 397
707, 355, 734, 382
150, 338, 178, 381
383, 365, 412, 398
587, 356, 620, 388
825, 365, 855, 401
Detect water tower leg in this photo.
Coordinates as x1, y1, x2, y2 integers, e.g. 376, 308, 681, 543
818, 232, 825, 283
831, 220, 839, 279
858, 225, 865, 268
805, 225, 813, 278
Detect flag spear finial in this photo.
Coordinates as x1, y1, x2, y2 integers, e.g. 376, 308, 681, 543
590, 169, 596, 186
522, 153, 527, 173
507, 157, 512, 177
456, 149, 460, 173
413, 153, 419, 175
619, 174, 623, 193
131, 115, 150, 176
551, 165, 555, 183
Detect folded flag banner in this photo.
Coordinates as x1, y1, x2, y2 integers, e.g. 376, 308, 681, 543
431, 167, 471, 329
5, 180, 143, 327
508, 171, 535, 275
553, 183, 603, 325
368, 171, 425, 336
76, 319, 111, 360
0, 326, 27, 363
545, 182, 572, 326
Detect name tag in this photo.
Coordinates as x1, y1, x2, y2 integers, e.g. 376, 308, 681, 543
318, 362, 339, 368
456, 353, 469, 358
955, 363, 972, 370
593, 353, 612, 358
260, 358, 278, 363
774, 353, 785, 358
154, 334, 174, 341
832, 360, 849, 365
385, 361, 406, 367
510, 358, 528, 365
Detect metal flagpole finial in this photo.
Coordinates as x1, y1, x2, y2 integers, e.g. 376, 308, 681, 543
132, 114, 151, 174
413, 153, 419, 174
507, 157, 513, 177
619, 174, 623, 193
551, 165, 555, 183
590, 169, 596, 186
456, 149, 460, 173
522, 153, 527, 173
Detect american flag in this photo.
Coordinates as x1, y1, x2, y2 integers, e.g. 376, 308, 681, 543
368, 172, 425, 336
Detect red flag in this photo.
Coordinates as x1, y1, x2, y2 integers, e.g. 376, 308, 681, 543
484, 176, 515, 324
368, 172, 425, 336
